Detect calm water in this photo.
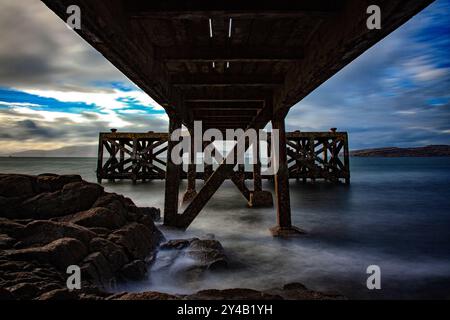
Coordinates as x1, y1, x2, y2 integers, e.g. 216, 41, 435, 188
1, 157, 450, 299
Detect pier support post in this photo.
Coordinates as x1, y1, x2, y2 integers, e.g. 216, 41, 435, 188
270, 117, 303, 237
249, 132, 273, 208
203, 141, 213, 182
164, 117, 182, 226
183, 133, 197, 203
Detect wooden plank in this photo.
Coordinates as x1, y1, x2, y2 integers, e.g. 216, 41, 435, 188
159, 46, 304, 62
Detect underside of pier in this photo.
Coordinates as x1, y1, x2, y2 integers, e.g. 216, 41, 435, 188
43, 0, 433, 235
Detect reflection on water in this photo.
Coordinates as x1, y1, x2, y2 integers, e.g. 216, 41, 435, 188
1, 157, 450, 299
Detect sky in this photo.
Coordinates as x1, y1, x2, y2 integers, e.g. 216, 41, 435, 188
0, 0, 449, 154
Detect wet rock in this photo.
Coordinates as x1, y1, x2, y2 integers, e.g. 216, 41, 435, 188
92, 193, 129, 218
36, 174, 82, 193
108, 223, 164, 260
87, 227, 111, 236
0, 174, 172, 300
136, 207, 161, 222
69, 207, 127, 230
89, 237, 128, 272
0, 174, 36, 198
0, 287, 14, 300
187, 288, 282, 300
0, 218, 25, 238
81, 252, 114, 288
37, 288, 79, 300
21, 181, 104, 219
160, 239, 193, 250
7, 282, 40, 300
114, 291, 178, 300
270, 282, 345, 300
161, 238, 228, 270
0, 233, 15, 249
120, 260, 147, 280
19, 220, 96, 247
6, 237, 88, 270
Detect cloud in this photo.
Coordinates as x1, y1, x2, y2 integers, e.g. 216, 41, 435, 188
286, 0, 450, 149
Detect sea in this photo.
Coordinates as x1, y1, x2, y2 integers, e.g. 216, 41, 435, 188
1, 156, 449, 299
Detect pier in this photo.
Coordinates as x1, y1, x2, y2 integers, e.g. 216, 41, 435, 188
43, 0, 432, 235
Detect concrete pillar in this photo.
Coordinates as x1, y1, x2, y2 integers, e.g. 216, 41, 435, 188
164, 117, 182, 226
270, 117, 303, 237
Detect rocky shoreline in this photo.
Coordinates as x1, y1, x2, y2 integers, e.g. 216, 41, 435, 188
0, 173, 342, 300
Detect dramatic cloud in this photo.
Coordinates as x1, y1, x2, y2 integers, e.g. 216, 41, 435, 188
287, 0, 450, 148
0, 0, 449, 154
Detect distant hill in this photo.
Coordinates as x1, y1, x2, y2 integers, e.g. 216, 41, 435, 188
350, 145, 450, 157
5, 145, 98, 158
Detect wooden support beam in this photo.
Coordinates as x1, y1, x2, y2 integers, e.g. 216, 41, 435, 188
184, 89, 273, 102
127, 0, 343, 19
159, 46, 303, 63
183, 134, 198, 203
171, 75, 284, 88
163, 117, 182, 226
186, 101, 264, 111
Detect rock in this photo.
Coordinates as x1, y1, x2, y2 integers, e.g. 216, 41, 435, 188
187, 288, 282, 300
108, 223, 163, 260
0, 233, 15, 249
92, 193, 129, 218
7, 282, 40, 300
36, 174, 82, 193
69, 207, 127, 230
0, 287, 14, 300
0, 218, 25, 238
120, 260, 147, 280
115, 291, 177, 300
269, 282, 345, 300
135, 207, 161, 222
19, 220, 96, 247
160, 239, 193, 250
81, 252, 114, 288
89, 238, 128, 273
0, 174, 36, 198
185, 240, 228, 270
6, 237, 88, 270
87, 227, 111, 236
37, 288, 79, 300
21, 181, 104, 219
161, 238, 228, 270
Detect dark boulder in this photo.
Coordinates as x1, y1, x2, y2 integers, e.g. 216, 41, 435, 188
0, 174, 36, 198
19, 220, 96, 247
120, 260, 147, 280
81, 252, 114, 288
36, 174, 82, 192
0, 218, 25, 238
69, 207, 127, 230
89, 237, 128, 272
21, 182, 104, 219
108, 223, 164, 261
0, 233, 16, 249
6, 237, 88, 270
